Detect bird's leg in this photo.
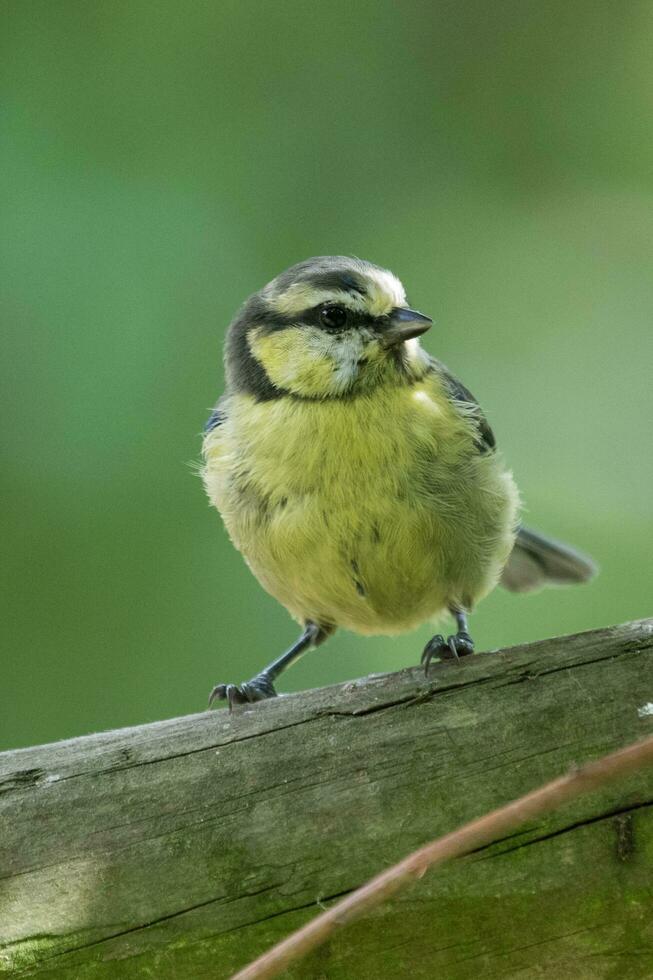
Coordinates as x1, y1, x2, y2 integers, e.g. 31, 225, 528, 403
449, 609, 475, 657
421, 608, 475, 675
209, 622, 333, 712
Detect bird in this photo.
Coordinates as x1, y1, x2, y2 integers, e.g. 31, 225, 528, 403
201, 256, 596, 709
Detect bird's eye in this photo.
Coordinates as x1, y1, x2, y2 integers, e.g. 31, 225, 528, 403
319, 305, 348, 330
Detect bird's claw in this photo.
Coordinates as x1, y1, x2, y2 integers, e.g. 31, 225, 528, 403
208, 674, 277, 712
421, 634, 445, 676
421, 631, 474, 675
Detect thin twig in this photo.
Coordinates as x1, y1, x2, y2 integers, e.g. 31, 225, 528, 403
232, 735, 653, 980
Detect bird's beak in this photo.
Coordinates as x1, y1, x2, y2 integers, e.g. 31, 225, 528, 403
380, 307, 433, 348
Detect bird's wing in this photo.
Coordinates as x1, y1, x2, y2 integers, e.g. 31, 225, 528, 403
204, 395, 228, 433
501, 526, 598, 592
427, 360, 597, 592
428, 358, 496, 454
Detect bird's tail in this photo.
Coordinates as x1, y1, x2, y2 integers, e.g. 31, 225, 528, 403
500, 526, 597, 594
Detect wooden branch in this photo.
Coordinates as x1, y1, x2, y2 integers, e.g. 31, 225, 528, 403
1, 620, 652, 980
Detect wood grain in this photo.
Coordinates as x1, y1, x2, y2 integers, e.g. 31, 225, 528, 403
1, 619, 652, 979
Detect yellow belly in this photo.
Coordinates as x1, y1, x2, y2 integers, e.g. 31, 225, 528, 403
203, 385, 519, 635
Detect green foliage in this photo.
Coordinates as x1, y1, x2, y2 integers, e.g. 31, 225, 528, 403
2, 1, 652, 749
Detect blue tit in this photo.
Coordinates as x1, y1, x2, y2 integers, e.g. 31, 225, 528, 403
202, 256, 596, 708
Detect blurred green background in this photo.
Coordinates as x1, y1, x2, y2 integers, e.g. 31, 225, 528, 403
2, 1, 652, 751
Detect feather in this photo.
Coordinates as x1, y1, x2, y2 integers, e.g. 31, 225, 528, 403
501, 526, 597, 593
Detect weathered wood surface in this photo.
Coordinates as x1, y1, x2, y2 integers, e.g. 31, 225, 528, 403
1, 620, 652, 980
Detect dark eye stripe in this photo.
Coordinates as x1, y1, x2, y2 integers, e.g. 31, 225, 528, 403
249, 302, 376, 333
246, 293, 379, 334
300, 304, 378, 332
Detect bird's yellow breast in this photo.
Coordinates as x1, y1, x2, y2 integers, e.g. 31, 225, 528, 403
203, 379, 518, 634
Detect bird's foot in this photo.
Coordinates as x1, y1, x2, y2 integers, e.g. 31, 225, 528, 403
421, 631, 474, 675
208, 672, 277, 712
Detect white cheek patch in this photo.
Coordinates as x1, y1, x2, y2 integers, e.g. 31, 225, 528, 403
305, 328, 366, 393
331, 333, 367, 391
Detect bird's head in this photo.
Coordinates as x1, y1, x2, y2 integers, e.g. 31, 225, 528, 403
225, 256, 433, 399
